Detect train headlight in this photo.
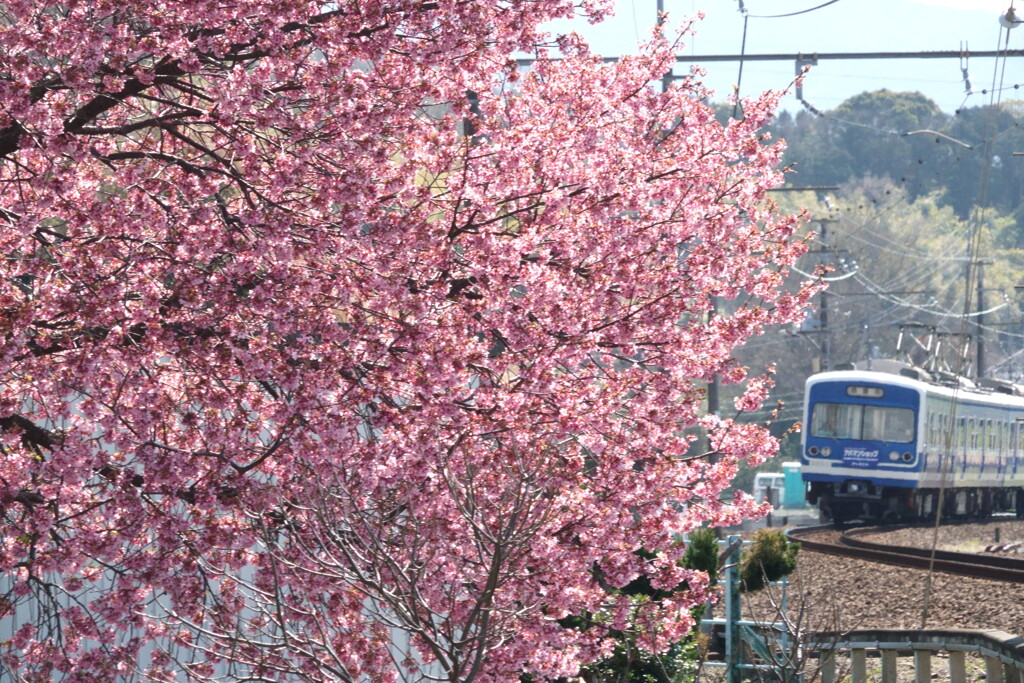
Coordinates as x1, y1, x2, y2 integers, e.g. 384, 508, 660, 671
889, 451, 900, 461
808, 446, 818, 455
821, 446, 831, 456
902, 452, 914, 462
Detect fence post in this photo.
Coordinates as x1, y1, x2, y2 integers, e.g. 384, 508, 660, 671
881, 649, 897, 682
949, 650, 967, 683
914, 649, 932, 683
724, 535, 743, 683
987, 656, 1005, 683
819, 650, 836, 683
850, 648, 867, 683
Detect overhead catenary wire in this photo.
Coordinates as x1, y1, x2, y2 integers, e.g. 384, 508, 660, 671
731, 0, 847, 116
789, 264, 857, 281
798, 200, 976, 326
920, 7, 1016, 630
711, 3, 1024, 503
814, 211, 970, 304
745, 0, 844, 19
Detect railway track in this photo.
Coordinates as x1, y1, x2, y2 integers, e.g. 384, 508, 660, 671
786, 524, 1024, 583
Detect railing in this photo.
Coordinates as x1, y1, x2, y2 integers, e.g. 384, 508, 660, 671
704, 536, 1024, 682
815, 628, 1024, 683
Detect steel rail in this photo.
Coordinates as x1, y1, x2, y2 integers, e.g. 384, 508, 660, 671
786, 525, 1024, 584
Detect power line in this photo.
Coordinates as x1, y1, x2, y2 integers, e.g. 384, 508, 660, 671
515, 49, 1024, 69
671, 49, 1024, 66
745, 0, 844, 19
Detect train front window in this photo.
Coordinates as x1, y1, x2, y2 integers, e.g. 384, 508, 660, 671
811, 402, 915, 443
862, 405, 915, 443
810, 403, 862, 439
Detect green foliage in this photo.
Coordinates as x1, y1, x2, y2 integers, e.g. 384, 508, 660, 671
768, 90, 1024, 228
726, 92, 1024, 402
583, 638, 701, 683
732, 179, 1022, 381
936, 105, 1024, 223
740, 530, 799, 593
682, 527, 719, 590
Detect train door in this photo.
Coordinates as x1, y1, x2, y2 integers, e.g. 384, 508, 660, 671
926, 411, 937, 473
941, 411, 952, 476
1013, 420, 1022, 478
969, 418, 980, 478
1000, 420, 1008, 478
979, 419, 986, 476
957, 417, 967, 478
997, 420, 1005, 476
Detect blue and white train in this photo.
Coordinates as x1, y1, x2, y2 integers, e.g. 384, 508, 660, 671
802, 359, 1024, 523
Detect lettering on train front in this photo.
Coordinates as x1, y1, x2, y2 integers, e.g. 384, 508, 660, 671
843, 447, 880, 468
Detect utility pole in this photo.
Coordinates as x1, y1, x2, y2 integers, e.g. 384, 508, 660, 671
656, 0, 672, 93
977, 260, 986, 378
969, 259, 994, 379
802, 218, 839, 371
819, 219, 831, 371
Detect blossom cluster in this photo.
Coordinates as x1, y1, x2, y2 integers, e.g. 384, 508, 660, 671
0, 1, 816, 680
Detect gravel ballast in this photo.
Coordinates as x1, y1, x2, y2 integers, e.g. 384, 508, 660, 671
742, 521, 1024, 636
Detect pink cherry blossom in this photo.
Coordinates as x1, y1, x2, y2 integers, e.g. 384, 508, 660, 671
0, 1, 818, 680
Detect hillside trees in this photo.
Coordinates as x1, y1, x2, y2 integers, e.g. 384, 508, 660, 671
775, 90, 948, 197
0, 1, 817, 680
938, 104, 1024, 222
773, 91, 1024, 227
766, 181, 1024, 378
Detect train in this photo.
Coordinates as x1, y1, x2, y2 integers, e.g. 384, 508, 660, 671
801, 359, 1024, 523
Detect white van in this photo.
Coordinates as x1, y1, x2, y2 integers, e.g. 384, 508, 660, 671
752, 472, 784, 507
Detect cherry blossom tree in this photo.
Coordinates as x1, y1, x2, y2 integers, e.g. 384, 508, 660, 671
0, 1, 816, 680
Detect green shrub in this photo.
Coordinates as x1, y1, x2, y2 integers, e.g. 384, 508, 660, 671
682, 526, 719, 589
740, 529, 799, 592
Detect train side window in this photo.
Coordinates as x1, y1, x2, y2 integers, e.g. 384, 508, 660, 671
862, 405, 915, 443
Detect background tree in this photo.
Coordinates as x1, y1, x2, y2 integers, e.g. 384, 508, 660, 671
723, 173, 1024, 461
790, 181, 1021, 375
938, 104, 1024, 223
770, 91, 1024, 232
774, 91, 946, 197
0, 2, 817, 680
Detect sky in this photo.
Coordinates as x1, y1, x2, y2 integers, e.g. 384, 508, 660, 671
550, 0, 1023, 115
